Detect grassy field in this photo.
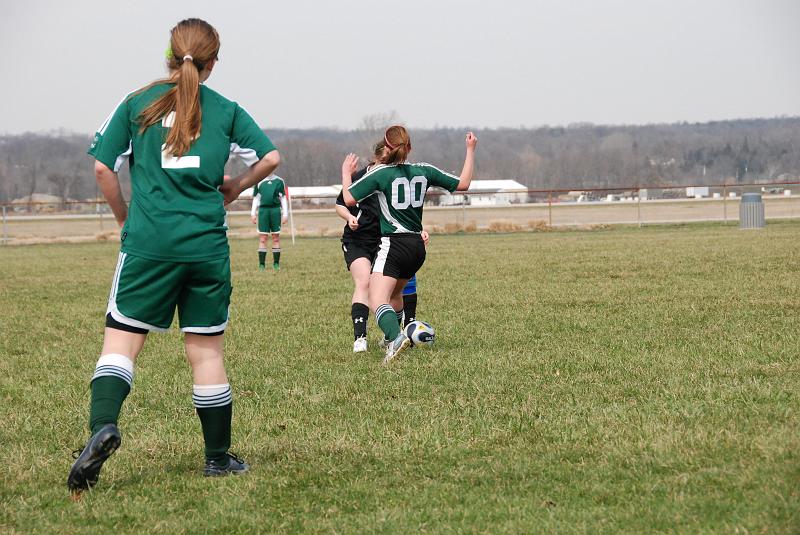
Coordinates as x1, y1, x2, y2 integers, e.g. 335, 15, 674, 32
1, 222, 798, 533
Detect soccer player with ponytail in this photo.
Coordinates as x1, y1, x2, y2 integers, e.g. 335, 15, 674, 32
342, 126, 477, 363
68, 18, 280, 493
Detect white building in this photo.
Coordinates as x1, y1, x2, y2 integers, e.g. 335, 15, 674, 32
238, 185, 342, 205
438, 179, 528, 206
686, 186, 709, 198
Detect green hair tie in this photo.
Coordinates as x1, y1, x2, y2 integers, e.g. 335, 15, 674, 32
165, 43, 173, 60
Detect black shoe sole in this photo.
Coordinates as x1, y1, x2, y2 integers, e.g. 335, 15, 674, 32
67, 426, 121, 492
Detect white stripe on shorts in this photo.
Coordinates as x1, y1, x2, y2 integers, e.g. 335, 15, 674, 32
373, 237, 390, 274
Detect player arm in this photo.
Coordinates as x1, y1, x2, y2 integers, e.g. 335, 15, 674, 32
221, 150, 280, 205
455, 132, 478, 191
341, 153, 360, 207
250, 193, 260, 219
279, 193, 288, 222
335, 202, 360, 230
94, 160, 127, 227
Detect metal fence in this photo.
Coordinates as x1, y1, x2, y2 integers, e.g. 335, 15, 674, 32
3, 181, 800, 245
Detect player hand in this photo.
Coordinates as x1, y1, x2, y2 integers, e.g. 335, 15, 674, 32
251, 215, 256, 224
342, 153, 359, 176
347, 215, 359, 230
219, 180, 241, 205
282, 216, 288, 224
465, 132, 477, 150
421, 229, 430, 246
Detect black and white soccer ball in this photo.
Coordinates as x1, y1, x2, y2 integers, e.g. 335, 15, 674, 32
405, 320, 435, 346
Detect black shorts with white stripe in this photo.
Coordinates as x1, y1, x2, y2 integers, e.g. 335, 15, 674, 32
373, 233, 426, 280
342, 239, 380, 271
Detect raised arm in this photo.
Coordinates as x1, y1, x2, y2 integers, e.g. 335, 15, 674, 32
220, 149, 280, 205
94, 160, 128, 227
455, 132, 478, 192
341, 153, 359, 207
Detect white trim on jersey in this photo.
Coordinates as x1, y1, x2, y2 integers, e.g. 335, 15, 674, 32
230, 143, 260, 167
106, 252, 169, 333
97, 92, 132, 135
373, 237, 391, 273
415, 162, 460, 180
113, 143, 132, 173
375, 192, 411, 233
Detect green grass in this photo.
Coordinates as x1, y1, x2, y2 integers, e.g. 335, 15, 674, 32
1, 222, 798, 533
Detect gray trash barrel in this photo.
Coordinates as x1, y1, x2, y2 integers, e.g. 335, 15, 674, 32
740, 193, 765, 229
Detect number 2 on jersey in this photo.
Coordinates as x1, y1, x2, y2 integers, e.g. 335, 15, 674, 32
160, 112, 200, 169
391, 176, 427, 209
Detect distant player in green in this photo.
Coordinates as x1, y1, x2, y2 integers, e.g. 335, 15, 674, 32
342, 125, 477, 363
67, 19, 280, 494
250, 174, 287, 271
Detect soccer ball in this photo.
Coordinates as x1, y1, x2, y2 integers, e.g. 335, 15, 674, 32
405, 320, 435, 346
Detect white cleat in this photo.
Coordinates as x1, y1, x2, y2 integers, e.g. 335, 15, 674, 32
353, 337, 368, 353
382, 333, 411, 365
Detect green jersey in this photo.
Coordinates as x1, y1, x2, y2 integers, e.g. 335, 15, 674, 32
88, 84, 276, 262
348, 163, 460, 234
252, 176, 286, 208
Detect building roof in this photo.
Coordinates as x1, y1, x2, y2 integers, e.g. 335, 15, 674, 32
466, 180, 527, 193
238, 185, 342, 199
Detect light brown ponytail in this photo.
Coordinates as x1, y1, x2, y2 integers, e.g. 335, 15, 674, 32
381, 125, 411, 165
137, 18, 220, 157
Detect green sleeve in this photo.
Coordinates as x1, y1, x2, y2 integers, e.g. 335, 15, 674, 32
348, 168, 381, 201
278, 180, 286, 196
424, 164, 460, 193
88, 98, 132, 172
230, 104, 276, 166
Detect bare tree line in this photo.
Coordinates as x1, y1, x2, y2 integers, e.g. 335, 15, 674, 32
2, 117, 799, 205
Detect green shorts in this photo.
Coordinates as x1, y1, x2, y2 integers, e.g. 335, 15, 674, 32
257, 207, 282, 234
106, 252, 231, 334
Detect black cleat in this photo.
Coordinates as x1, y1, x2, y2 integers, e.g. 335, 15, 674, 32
67, 423, 121, 493
203, 452, 250, 477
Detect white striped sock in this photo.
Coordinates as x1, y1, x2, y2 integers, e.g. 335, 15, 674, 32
192, 384, 232, 409
376, 304, 394, 322
92, 353, 134, 386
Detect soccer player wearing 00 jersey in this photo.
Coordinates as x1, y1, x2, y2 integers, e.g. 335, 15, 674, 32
67, 18, 280, 494
336, 141, 430, 353
342, 125, 477, 363
250, 174, 288, 271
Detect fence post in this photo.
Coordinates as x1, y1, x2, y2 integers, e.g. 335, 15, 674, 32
462, 194, 466, 227
723, 185, 727, 224
2, 205, 6, 245
637, 189, 642, 228
548, 192, 552, 227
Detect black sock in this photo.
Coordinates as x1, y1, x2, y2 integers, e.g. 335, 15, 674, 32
272, 248, 281, 265
351, 302, 369, 340
193, 384, 233, 464
258, 249, 266, 266
403, 293, 418, 327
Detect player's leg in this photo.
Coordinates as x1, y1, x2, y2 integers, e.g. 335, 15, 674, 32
268, 207, 282, 270
258, 234, 268, 271
69, 253, 178, 493
373, 235, 425, 363
271, 233, 281, 271
179, 257, 247, 476
402, 274, 418, 327
390, 278, 410, 329
349, 256, 371, 352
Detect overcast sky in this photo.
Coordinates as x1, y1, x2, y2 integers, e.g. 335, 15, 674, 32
1, 0, 798, 134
